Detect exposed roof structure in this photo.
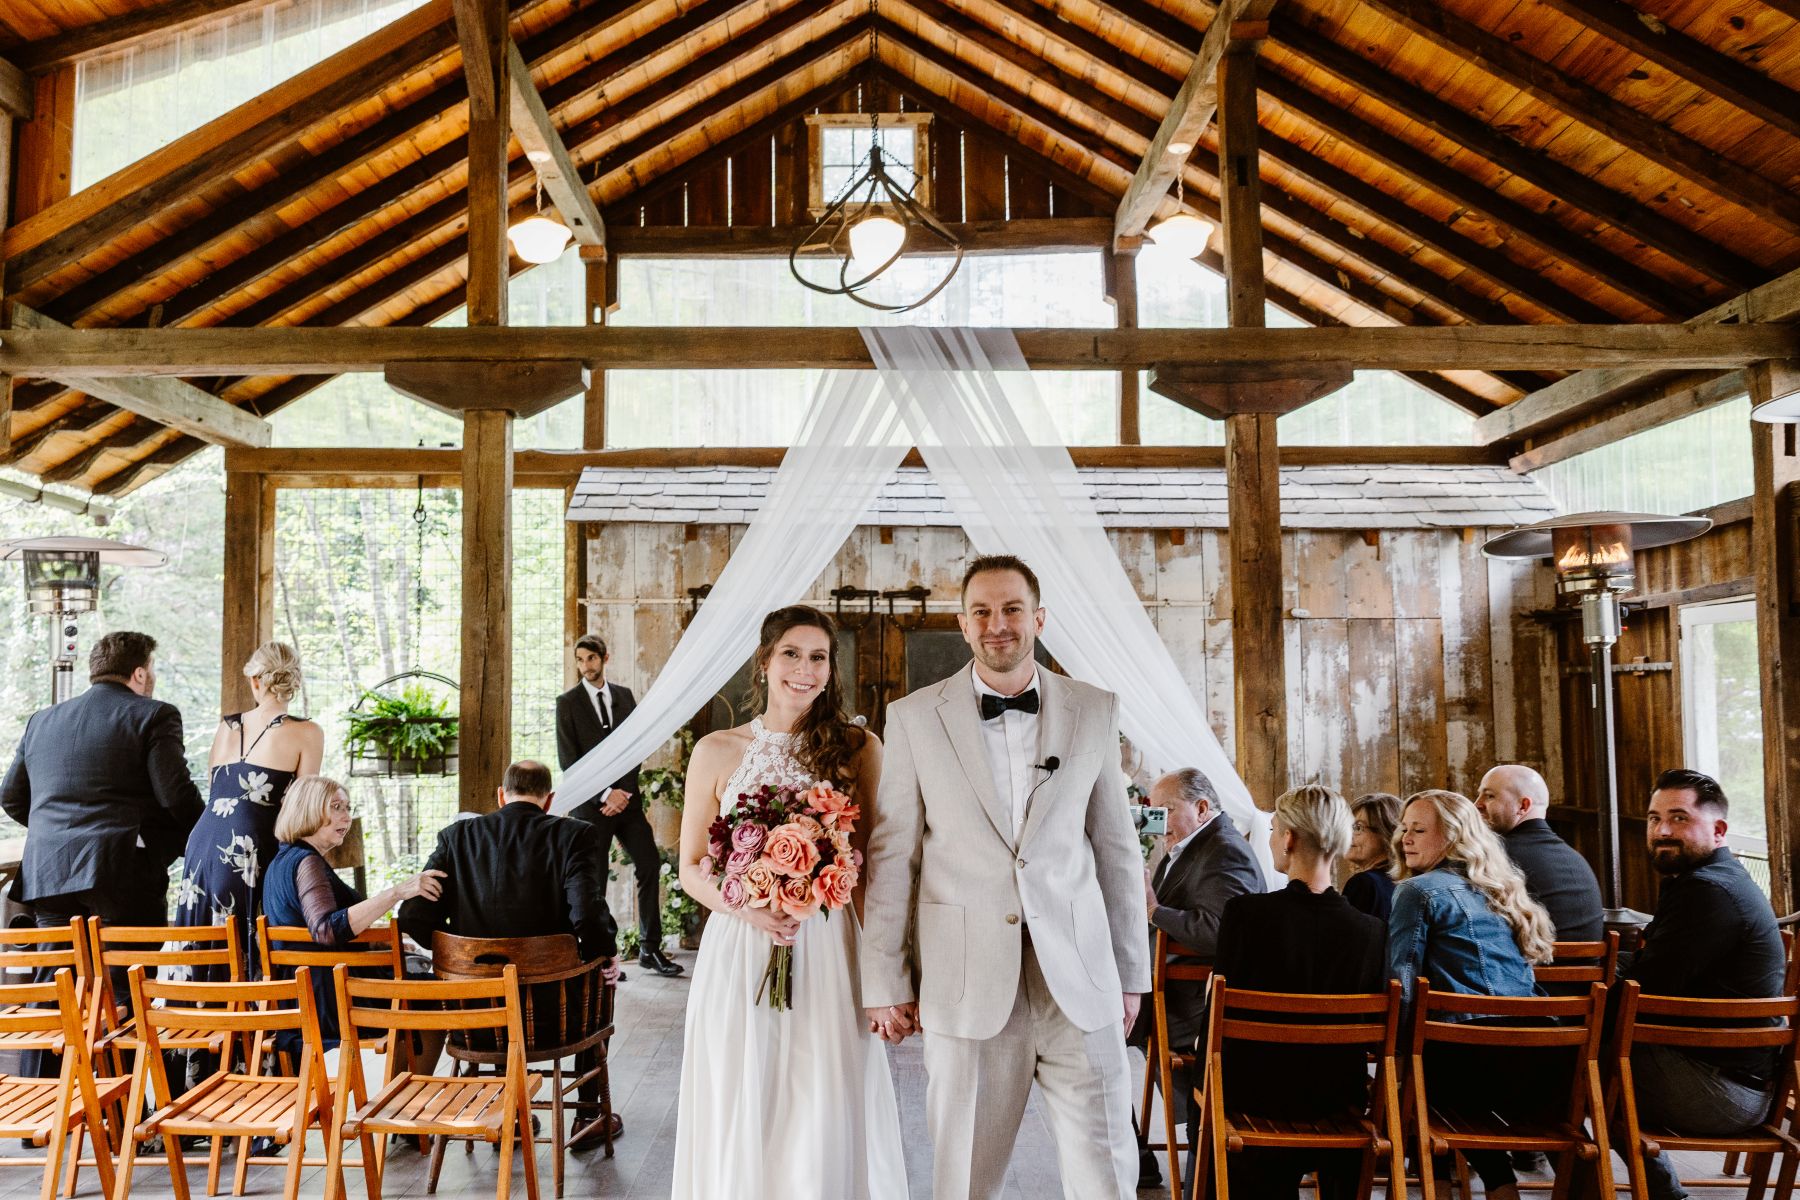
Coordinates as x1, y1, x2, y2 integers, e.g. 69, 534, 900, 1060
565, 463, 1559, 528
1, 0, 1798, 494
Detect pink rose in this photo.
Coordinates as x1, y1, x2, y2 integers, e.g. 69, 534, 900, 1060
778, 875, 821, 919
731, 823, 766, 855
763, 823, 822, 878
719, 874, 747, 909
725, 847, 757, 875
708, 839, 727, 862
793, 815, 825, 841
742, 862, 778, 906
814, 863, 855, 910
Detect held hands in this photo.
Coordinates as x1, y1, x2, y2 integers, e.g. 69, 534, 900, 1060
600, 788, 632, 817
738, 905, 800, 947
865, 1002, 919, 1045
397, 869, 447, 903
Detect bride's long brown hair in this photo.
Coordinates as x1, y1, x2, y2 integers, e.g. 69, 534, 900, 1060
748, 605, 865, 788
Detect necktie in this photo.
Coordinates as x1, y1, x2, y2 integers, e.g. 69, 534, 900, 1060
594, 687, 611, 734
980, 689, 1040, 721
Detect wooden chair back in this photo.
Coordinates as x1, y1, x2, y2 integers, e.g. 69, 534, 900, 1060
0, 969, 124, 1200
0, 917, 90, 981
430, 932, 608, 1061
1141, 928, 1211, 1197
122, 966, 327, 1105
1533, 932, 1620, 987
88, 918, 243, 1015
1196, 977, 1406, 1197
0, 968, 96, 1062
255, 915, 403, 978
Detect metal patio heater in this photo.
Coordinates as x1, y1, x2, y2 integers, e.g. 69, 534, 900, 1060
0, 536, 168, 706
1483, 512, 1709, 921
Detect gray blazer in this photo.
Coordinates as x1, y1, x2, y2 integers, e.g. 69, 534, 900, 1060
1149, 815, 1264, 1047
861, 665, 1153, 1039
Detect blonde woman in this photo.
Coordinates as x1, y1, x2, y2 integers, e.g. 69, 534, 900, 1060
173, 642, 324, 975
1390, 789, 1556, 1200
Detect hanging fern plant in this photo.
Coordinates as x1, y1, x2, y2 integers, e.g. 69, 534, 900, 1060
346, 679, 460, 777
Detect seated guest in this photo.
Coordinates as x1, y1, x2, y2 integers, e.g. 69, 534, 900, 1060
1615, 769, 1785, 1200
1211, 785, 1387, 1200
1132, 767, 1263, 1188
1391, 789, 1557, 1200
399, 760, 621, 1147
1342, 791, 1401, 921
263, 776, 444, 1049
1477, 764, 1604, 943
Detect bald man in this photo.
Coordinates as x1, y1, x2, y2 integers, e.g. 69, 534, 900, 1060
1476, 764, 1604, 943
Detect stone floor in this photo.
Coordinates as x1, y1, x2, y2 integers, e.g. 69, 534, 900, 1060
8, 951, 1753, 1199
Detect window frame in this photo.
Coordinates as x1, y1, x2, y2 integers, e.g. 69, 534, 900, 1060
1677, 596, 1761, 856
804, 112, 934, 218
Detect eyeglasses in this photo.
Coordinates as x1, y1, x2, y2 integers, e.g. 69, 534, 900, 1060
327, 799, 354, 817
1352, 822, 1372, 834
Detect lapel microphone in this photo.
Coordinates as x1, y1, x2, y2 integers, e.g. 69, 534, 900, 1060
1035, 756, 1060, 773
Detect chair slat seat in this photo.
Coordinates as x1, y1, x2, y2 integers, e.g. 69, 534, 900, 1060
1221, 1107, 1383, 1153
347, 1072, 542, 1137
0, 1074, 128, 1141
143, 1073, 321, 1139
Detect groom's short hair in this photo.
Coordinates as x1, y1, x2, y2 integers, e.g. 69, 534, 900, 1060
962, 555, 1040, 607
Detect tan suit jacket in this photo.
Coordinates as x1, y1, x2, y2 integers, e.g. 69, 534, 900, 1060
860, 664, 1153, 1039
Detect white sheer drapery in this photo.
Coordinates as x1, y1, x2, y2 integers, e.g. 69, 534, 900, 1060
554, 327, 1266, 875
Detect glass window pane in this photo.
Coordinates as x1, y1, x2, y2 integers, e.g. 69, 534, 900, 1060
1531, 398, 1752, 515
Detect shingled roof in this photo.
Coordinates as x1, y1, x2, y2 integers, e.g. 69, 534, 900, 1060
565, 464, 1559, 529
3, 0, 1798, 493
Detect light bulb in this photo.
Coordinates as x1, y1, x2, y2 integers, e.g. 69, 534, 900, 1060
1146, 212, 1213, 259
508, 214, 573, 264
848, 215, 905, 274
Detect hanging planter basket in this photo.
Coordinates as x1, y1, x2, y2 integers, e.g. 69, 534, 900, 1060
345, 670, 461, 778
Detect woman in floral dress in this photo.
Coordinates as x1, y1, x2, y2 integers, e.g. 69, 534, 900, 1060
173, 642, 323, 978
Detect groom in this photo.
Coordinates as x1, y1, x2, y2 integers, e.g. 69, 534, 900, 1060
861, 554, 1151, 1199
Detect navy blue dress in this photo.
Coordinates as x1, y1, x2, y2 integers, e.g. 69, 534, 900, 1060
264, 840, 362, 1048
1342, 865, 1397, 923
173, 713, 307, 978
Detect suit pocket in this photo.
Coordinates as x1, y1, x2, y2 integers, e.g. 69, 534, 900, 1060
917, 902, 966, 1005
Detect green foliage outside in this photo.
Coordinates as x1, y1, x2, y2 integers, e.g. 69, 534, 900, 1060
343, 682, 459, 766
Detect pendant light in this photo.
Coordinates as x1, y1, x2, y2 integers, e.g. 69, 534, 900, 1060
509, 177, 573, 265
1146, 148, 1213, 259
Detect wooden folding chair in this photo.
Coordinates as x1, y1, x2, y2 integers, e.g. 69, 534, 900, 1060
86, 921, 246, 1197
1186, 976, 1404, 1199
1406, 980, 1612, 1200
1138, 927, 1211, 1200
1534, 934, 1621, 990
324, 964, 541, 1200
0, 968, 129, 1200
429, 932, 616, 1198
1608, 981, 1800, 1198
110, 967, 331, 1200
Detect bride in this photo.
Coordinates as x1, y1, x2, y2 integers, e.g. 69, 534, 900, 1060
671, 605, 908, 1200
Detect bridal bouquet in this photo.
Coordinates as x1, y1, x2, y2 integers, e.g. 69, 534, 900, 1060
702, 781, 861, 1011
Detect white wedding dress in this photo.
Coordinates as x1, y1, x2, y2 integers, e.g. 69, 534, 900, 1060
671, 718, 909, 1200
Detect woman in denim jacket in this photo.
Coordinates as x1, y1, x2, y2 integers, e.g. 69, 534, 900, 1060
1390, 789, 1556, 1200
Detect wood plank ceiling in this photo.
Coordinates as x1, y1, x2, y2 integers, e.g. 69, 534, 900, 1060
1, 0, 1797, 494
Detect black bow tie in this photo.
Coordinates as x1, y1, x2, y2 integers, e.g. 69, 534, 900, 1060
980, 689, 1039, 721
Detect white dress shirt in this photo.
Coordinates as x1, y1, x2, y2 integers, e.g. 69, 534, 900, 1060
582, 678, 613, 728
1160, 809, 1218, 879
972, 667, 1041, 843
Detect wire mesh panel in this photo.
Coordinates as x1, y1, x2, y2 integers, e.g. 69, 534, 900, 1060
272, 486, 565, 884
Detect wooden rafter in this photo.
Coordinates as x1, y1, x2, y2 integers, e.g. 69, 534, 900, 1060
1537, 0, 1800, 144
0, 324, 1789, 377
1356, 0, 1800, 236
0, 55, 30, 119
1112, 0, 1274, 247
12, 0, 283, 72
505, 37, 603, 246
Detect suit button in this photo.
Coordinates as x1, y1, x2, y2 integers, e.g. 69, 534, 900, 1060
1016, 858, 1027, 869
1005, 913, 1020, 925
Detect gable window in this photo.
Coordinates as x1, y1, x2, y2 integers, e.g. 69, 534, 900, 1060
806, 113, 932, 217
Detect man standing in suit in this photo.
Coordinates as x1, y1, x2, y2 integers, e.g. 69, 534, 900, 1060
554, 635, 681, 978
2, 630, 204, 932
398, 759, 623, 1146
862, 555, 1152, 1200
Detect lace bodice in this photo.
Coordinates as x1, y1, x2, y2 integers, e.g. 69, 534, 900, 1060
721, 717, 815, 811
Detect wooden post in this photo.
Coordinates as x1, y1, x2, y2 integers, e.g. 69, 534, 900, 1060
221, 471, 275, 713
563, 246, 612, 683
458, 0, 512, 811
1751, 361, 1800, 910
1105, 248, 1141, 445
1218, 45, 1286, 809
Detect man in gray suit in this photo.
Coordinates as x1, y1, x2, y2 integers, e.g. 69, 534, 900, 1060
862, 555, 1151, 1200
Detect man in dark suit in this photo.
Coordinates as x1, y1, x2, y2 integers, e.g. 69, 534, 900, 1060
554, 634, 681, 978
398, 760, 622, 1147
1133, 767, 1264, 1188
2, 630, 203, 931
1477, 763, 1604, 942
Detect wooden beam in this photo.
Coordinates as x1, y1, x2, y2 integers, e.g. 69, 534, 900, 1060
386, 359, 587, 418
1, 323, 1792, 377
220, 471, 275, 713
0, 0, 457, 291
1538, 0, 1800, 144
451, 0, 501, 120
583, 246, 608, 449
460, 409, 512, 812
456, 0, 509, 324
1751, 362, 1800, 909
1356, 0, 1800, 237
14, 0, 286, 72
0, 375, 12, 454
1113, 0, 1272, 246
1105, 249, 1141, 444
1476, 264, 1800, 443
1148, 361, 1353, 418
609, 217, 1111, 256
1507, 370, 1748, 472
0, 57, 32, 120
5, 304, 272, 445
505, 37, 603, 247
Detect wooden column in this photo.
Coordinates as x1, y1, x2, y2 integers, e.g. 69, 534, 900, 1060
1105, 248, 1141, 445
1218, 46, 1286, 809
563, 246, 615, 682
1752, 361, 1800, 909
221, 471, 275, 713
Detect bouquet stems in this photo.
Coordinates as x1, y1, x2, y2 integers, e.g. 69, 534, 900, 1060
756, 944, 794, 1011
